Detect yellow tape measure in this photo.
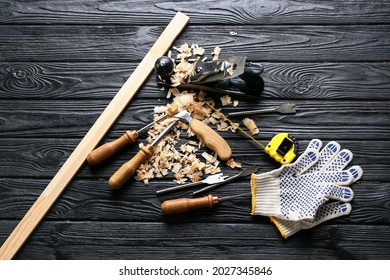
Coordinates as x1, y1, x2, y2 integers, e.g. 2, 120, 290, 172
205, 101, 298, 164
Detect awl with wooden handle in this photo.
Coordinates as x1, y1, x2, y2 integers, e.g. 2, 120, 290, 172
161, 193, 250, 215
87, 114, 167, 165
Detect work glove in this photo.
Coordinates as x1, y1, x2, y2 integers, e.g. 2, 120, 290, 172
268, 139, 363, 238
251, 139, 363, 221
270, 202, 351, 238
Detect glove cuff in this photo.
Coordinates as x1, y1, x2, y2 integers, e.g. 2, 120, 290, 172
270, 217, 301, 238
251, 172, 281, 217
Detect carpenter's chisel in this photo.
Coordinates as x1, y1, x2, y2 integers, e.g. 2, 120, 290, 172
87, 114, 167, 165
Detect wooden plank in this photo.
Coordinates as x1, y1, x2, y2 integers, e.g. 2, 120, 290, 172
1, 62, 389, 100
0, 11, 189, 260
0, 179, 387, 225
1, 0, 389, 25
0, 221, 389, 259
1, 25, 390, 62
0, 139, 387, 181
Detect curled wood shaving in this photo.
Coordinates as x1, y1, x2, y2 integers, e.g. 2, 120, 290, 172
220, 95, 232, 106
226, 158, 242, 169
170, 59, 194, 86
191, 43, 205, 56
213, 46, 222, 60
166, 103, 179, 116
242, 118, 259, 135
154, 106, 166, 114
174, 43, 192, 59
227, 64, 234, 76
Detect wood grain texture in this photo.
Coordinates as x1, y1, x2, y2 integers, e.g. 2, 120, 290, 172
0, 139, 387, 182
0, 0, 389, 260
1, 100, 389, 139
0, 221, 388, 259
0, 179, 388, 225
1, 62, 389, 100
0, 0, 389, 25
1, 25, 389, 62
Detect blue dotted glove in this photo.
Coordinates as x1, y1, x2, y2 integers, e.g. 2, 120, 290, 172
270, 201, 352, 238
251, 139, 363, 221
268, 139, 363, 238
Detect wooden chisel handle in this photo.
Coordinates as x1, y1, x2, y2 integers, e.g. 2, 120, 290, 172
108, 144, 154, 189
87, 130, 138, 165
161, 194, 219, 215
189, 119, 232, 161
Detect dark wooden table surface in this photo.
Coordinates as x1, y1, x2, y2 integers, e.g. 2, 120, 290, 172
0, 0, 389, 260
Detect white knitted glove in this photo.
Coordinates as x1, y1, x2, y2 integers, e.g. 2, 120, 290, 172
270, 201, 352, 238
268, 139, 363, 238
251, 139, 363, 221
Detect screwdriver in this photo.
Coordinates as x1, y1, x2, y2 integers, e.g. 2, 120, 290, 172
108, 119, 178, 190
161, 192, 251, 215
87, 114, 167, 165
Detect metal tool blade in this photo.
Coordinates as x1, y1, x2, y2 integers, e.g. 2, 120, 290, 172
276, 103, 296, 114
227, 103, 296, 117
156, 173, 227, 195
190, 56, 247, 84
192, 165, 259, 195
218, 192, 251, 202
137, 114, 167, 134
150, 119, 178, 146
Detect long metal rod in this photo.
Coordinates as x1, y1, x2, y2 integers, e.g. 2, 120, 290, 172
227, 108, 276, 117
156, 181, 203, 195
218, 192, 251, 202
150, 119, 178, 146
137, 114, 167, 135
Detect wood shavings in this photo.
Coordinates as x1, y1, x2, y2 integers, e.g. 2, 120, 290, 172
217, 120, 229, 132
154, 106, 166, 114
198, 91, 206, 101
170, 59, 194, 86
210, 108, 239, 133
174, 43, 192, 59
212, 46, 221, 60
242, 118, 259, 135
167, 87, 180, 99
190, 172, 202, 182
135, 44, 254, 185
173, 91, 196, 107
226, 65, 234, 75
191, 43, 205, 56
226, 159, 242, 169
201, 151, 216, 163
169, 43, 205, 86
220, 95, 232, 106
166, 103, 179, 116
